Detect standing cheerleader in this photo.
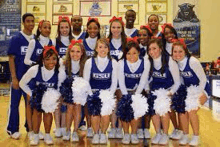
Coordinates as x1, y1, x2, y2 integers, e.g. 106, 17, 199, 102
20, 46, 65, 145
107, 16, 127, 139
53, 16, 73, 138
117, 39, 149, 144
71, 15, 86, 40
147, 14, 162, 38
84, 38, 117, 144
124, 9, 138, 37
138, 39, 180, 145
83, 17, 101, 57
7, 13, 35, 139
61, 40, 87, 141
172, 40, 211, 146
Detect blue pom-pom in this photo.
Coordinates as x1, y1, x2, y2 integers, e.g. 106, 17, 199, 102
87, 91, 102, 115
172, 85, 187, 113
116, 94, 134, 122
30, 83, 47, 112
60, 77, 74, 104
147, 92, 157, 116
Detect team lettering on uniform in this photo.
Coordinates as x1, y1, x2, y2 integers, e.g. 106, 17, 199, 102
180, 71, 193, 78
59, 47, 67, 54
36, 81, 55, 88
86, 51, 94, 56
93, 73, 111, 80
124, 73, 142, 79
110, 50, 122, 56
21, 46, 28, 55
152, 71, 167, 79
36, 48, 43, 55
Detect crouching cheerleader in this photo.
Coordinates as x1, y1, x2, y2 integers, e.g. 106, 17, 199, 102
59, 39, 88, 142
117, 39, 149, 144
172, 40, 211, 146
19, 46, 65, 145
83, 38, 117, 144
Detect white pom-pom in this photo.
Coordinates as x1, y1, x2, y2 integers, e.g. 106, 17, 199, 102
131, 94, 148, 119
72, 77, 90, 106
41, 88, 61, 113
99, 90, 116, 116
185, 85, 202, 112
152, 88, 171, 116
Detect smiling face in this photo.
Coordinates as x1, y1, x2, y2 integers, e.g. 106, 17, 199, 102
71, 16, 83, 29
59, 22, 70, 36
96, 42, 109, 58
164, 27, 175, 43
126, 47, 139, 63
39, 21, 51, 37
23, 16, 35, 33
125, 11, 136, 28
87, 22, 99, 38
69, 45, 83, 61
148, 15, 159, 31
111, 21, 122, 39
43, 53, 57, 70
138, 29, 149, 46
148, 42, 162, 59
172, 45, 186, 61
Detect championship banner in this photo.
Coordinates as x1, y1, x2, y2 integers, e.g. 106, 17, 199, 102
173, 0, 200, 57
0, 0, 21, 56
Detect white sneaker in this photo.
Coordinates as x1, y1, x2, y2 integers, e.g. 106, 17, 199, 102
100, 133, 108, 144
71, 131, 79, 142
55, 128, 62, 138
151, 133, 162, 144
63, 131, 71, 141
60, 127, 66, 137
28, 131, 34, 140
115, 128, 123, 138
169, 129, 178, 139
30, 134, 39, 145
39, 132, 44, 140
122, 133, 130, 144
144, 129, 151, 139
79, 125, 87, 131
44, 134, 53, 145
159, 134, 169, 145
92, 134, 99, 144
131, 134, 139, 144
179, 134, 189, 145
87, 127, 93, 137
137, 129, 144, 139
170, 129, 183, 139
10, 132, 21, 140
189, 135, 199, 146
108, 128, 116, 138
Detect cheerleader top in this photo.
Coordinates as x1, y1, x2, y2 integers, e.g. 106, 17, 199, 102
125, 28, 138, 37
83, 36, 97, 57
110, 38, 123, 61
59, 58, 80, 79
139, 43, 147, 58
141, 55, 180, 94
19, 64, 65, 97
24, 35, 53, 65
178, 56, 207, 92
83, 56, 118, 94
118, 58, 145, 95
165, 42, 173, 55
53, 36, 70, 58
72, 31, 86, 40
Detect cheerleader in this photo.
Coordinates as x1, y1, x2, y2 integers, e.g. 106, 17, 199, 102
172, 40, 211, 146
71, 15, 86, 40
147, 14, 162, 38
84, 38, 117, 144
7, 13, 35, 139
83, 17, 101, 57
61, 40, 87, 141
117, 39, 149, 144
19, 46, 65, 145
138, 39, 180, 145
24, 20, 53, 65
107, 16, 127, 139
125, 9, 138, 37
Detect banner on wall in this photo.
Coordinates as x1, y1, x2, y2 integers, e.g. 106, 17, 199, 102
173, 0, 200, 57
0, 0, 21, 56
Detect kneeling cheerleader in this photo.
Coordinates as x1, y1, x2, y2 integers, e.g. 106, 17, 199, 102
19, 46, 65, 145
83, 38, 117, 144
117, 39, 149, 144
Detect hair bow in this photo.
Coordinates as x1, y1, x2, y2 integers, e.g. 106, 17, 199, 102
161, 23, 173, 34
69, 39, 83, 49
88, 17, 99, 23
109, 16, 124, 26
126, 37, 138, 43
43, 45, 58, 58
38, 20, 50, 28
58, 16, 70, 24
151, 36, 162, 40
140, 25, 153, 34
172, 38, 187, 49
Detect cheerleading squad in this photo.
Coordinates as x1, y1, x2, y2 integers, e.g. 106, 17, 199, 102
6, 11, 210, 146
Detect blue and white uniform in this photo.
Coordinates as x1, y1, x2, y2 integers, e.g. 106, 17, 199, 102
7, 31, 34, 135
54, 36, 70, 58
125, 28, 138, 38
165, 42, 173, 56
109, 38, 123, 61
72, 31, 86, 40
24, 35, 53, 65
139, 43, 147, 58
83, 37, 97, 58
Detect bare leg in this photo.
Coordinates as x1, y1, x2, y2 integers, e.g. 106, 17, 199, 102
101, 115, 110, 133
66, 104, 74, 131
26, 95, 33, 131
111, 90, 122, 128
145, 115, 151, 129
131, 119, 138, 134
85, 104, 91, 128
152, 114, 161, 133
179, 112, 189, 134
73, 104, 81, 132
91, 115, 101, 134
169, 109, 178, 129
54, 102, 61, 129
161, 113, 170, 134
188, 110, 199, 135
32, 109, 42, 134
122, 121, 129, 134
43, 113, 53, 134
